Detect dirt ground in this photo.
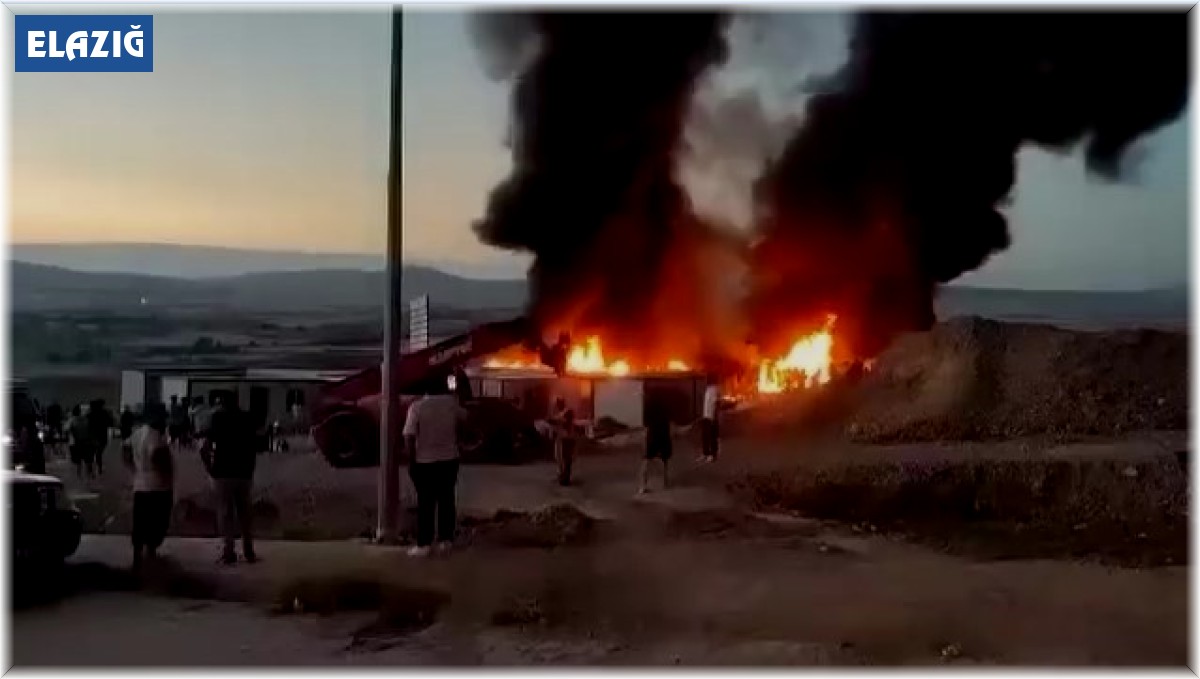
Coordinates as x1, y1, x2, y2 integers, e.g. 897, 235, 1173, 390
17, 428, 1191, 667
10, 528, 1188, 666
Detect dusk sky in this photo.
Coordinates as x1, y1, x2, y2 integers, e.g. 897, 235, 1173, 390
10, 8, 1190, 289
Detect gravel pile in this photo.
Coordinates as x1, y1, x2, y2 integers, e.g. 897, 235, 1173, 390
466, 504, 598, 549
845, 317, 1187, 442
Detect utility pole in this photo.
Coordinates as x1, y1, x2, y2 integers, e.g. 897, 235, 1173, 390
378, 5, 403, 543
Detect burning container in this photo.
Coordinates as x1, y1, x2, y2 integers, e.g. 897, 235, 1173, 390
467, 366, 705, 430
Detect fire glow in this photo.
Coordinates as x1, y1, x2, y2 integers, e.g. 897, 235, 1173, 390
485, 336, 686, 377
484, 318, 838, 396
755, 316, 837, 394
566, 336, 632, 376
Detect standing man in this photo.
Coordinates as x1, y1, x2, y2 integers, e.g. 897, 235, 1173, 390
188, 397, 203, 436
125, 403, 174, 571
200, 395, 258, 565
639, 394, 673, 494
68, 405, 94, 480
403, 376, 467, 557
87, 399, 114, 476
168, 396, 191, 448
192, 396, 214, 441
700, 375, 721, 463
550, 397, 578, 486
119, 406, 136, 455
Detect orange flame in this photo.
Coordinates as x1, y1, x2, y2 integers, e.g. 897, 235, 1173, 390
755, 315, 837, 394
484, 336, 688, 377
483, 319, 840, 395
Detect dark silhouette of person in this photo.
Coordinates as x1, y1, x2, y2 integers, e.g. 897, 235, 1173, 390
87, 399, 113, 476
639, 394, 673, 493
201, 395, 258, 565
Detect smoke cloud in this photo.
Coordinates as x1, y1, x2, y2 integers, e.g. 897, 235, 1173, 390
469, 12, 730, 351
750, 11, 1190, 358
468, 10, 1188, 368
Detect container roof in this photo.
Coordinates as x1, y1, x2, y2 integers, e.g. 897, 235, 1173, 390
126, 365, 246, 376
469, 366, 703, 381
467, 367, 557, 380
245, 369, 357, 382
128, 366, 353, 382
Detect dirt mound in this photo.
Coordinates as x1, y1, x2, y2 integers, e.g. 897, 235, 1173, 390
275, 577, 449, 651
275, 577, 448, 617
659, 508, 809, 542
465, 504, 598, 549
846, 317, 1187, 442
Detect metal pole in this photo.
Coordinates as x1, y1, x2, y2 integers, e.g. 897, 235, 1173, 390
377, 5, 403, 543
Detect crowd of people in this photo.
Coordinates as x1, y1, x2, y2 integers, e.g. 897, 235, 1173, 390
12, 398, 115, 479
14, 371, 725, 568
13, 393, 263, 570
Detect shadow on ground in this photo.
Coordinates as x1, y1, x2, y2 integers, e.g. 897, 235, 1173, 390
12, 557, 240, 611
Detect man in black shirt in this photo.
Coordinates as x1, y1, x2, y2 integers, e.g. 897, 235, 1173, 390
169, 396, 192, 448
87, 399, 114, 476
119, 406, 136, 452
639, 395, 673, 494
200, 395, 258, 565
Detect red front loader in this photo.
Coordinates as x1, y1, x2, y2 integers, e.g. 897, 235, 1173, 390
310, 317, 569, 468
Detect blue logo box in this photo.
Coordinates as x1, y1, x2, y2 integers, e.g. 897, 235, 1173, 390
15, 15, 153, 73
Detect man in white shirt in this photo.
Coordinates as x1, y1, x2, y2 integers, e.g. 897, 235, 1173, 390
403, 377, 468, 557
124, 404, 175, 570
191, 396, 214, 439
700, 377, 721, 463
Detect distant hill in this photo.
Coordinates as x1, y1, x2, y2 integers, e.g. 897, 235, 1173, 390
11, 243, 387, 279
9, 249, 1188, 328
10, 261, 528, 312
935, 285, 1188, 329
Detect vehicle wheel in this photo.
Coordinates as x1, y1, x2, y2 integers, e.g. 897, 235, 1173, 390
317, 411, 379, 468
457, 423, 485, 462
515, 426, 549, 463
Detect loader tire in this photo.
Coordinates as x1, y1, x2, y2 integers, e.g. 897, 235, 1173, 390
315, 409, 380, 468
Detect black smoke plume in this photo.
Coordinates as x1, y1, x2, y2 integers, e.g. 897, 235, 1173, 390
751, 11, 1190, 359
470, 12, 730, 343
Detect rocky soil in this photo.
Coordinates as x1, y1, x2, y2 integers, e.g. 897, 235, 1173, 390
843, 317, 1187, 442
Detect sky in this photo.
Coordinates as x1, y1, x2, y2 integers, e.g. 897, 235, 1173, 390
9, 8, 1191, 290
